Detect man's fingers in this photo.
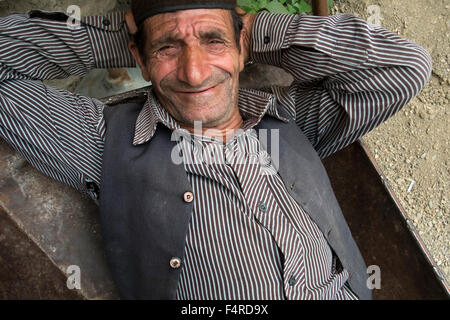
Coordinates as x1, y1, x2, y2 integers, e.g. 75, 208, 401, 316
125, 10, 138, 35
235, 7, 246, 15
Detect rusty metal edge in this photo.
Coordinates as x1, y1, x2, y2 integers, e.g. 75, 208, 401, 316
358, 138, 450, 297
100, 86, 151, 105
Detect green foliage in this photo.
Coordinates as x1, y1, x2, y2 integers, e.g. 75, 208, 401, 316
237, 0, 333, 14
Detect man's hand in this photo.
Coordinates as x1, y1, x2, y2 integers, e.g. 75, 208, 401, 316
236, 8, 256, 64
125, 10, 138, 36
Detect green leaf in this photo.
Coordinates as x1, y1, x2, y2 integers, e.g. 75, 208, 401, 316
256, 0, 269, 9
237, 0, 261, 13
286, 3, 297, 14
296, 0, 312, 13
264, 0, 291, 14
328, 0, 334, 9
291, 0, 301, 7
237, 0, 253, 9
237, 6, 255, 13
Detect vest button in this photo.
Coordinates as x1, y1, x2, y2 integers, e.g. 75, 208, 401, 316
170, 257, 182, 269
183, 191, 194, 203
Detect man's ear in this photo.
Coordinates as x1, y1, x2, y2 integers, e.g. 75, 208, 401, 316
128, 40, 151, 82
125, 11, 151, 82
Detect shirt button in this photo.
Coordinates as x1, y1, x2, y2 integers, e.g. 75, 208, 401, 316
170, 257, 182, 269
102, 18, 111, 26
258, 202, 267, 212
183, 191, 194, 203
288, 275, 297, 286
264, 36, 270, 44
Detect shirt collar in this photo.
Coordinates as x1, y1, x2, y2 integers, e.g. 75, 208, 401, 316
132, 86, 289, 146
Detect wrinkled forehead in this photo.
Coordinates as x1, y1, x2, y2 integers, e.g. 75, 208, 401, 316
144, 9, 234, 40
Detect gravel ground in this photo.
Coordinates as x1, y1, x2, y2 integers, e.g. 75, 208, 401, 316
1, 0, 448, 284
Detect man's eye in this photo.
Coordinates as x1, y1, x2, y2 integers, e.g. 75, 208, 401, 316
159, 45, 175, 52
156, 45, 179, 57
209, 39, 224, 45
206, 40, 226, 52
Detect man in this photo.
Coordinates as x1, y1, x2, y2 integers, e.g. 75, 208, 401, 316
0, 0, 431, 299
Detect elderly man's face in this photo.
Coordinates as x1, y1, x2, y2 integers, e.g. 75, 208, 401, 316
136, 9, 245, 129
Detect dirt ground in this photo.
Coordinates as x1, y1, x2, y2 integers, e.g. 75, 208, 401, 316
1, 0, 448, 284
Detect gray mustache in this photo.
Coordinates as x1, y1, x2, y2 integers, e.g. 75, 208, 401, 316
161, 69, 230, 92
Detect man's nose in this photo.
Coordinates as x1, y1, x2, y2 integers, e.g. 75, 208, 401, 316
177, 45, 211, 88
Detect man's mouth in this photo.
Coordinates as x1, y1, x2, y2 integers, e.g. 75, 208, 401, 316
177, 85, 216, 95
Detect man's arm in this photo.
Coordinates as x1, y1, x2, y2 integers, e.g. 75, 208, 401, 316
0, 11, 134, 200
246, 12, 432, 158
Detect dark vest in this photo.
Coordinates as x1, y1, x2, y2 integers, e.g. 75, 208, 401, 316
99, 101, 372, 300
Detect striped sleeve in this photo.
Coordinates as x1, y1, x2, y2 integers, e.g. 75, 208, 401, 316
251, 12, 432, 158
82, 12, 135, 69
0, 11, 134, 200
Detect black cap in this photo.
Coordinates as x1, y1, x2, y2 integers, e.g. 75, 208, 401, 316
131, 0, 237, 27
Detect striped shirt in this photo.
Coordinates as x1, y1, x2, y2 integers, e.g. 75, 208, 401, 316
0, 10, 432, 299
